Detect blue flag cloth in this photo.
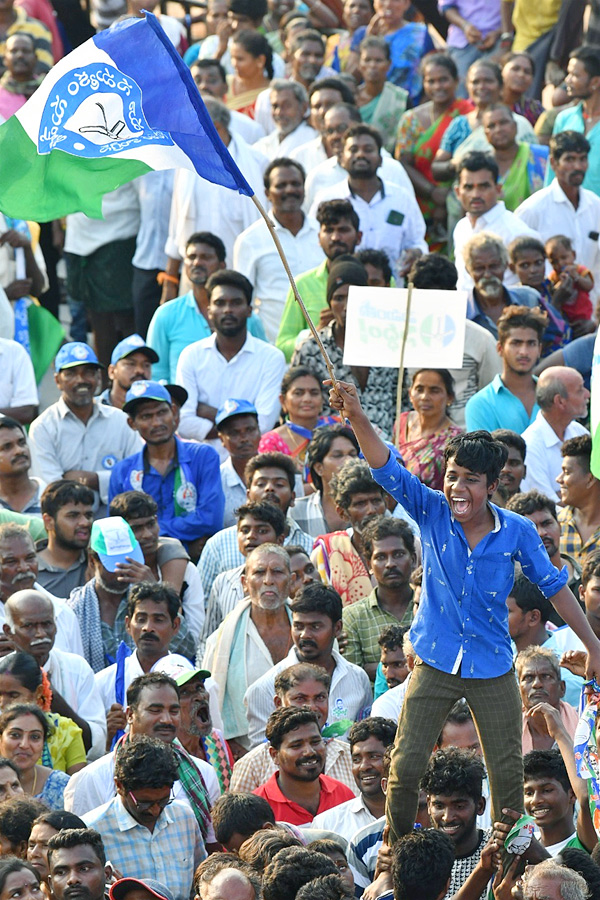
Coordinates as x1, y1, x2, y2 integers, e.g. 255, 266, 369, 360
111, 640, 133, 749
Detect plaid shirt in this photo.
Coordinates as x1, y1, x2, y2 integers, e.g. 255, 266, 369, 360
198, 518, 313, 596
342, 588, 413, 670
288, 491, 327, 540
83, 796, 204, 900
230, 737, 357, 795
558, 506, 600, 566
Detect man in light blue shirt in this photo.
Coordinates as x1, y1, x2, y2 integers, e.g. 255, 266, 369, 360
147, 232, 266, 383
465, 306, 545, 433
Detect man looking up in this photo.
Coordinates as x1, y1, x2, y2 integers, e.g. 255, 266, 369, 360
99, 335, 158, 410
109, 380, 224, 560
203, 543, 293, 757
231, 662, 355, 793
521, 368, 590, 501
234, 159, 324, 342
465, 306, 545, 433
176, 271, 286, 451
82, 736, 206, 898
37, 482, 93, 597
309, 125, 427, 280
311, 717, 396, 840
28, 343, 142, 513
253, 706, 354, 824
0, 416, 44, 516
245, 581, 372, 746
277, 199, 362, 361
557, 436, 600, 565
4, 588, 106, 758
64, 673, 219, 818
148, 233, 264, 381
342, 517, 416, 681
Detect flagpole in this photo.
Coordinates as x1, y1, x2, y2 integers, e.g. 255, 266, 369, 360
395, 282, 413, 451
251, 193, 338, 389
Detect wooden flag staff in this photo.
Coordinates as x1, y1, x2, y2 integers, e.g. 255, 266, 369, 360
395, 282, 414, 451
251, 194, 338, 390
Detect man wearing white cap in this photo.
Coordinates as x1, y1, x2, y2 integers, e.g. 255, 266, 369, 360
28, 342, 142, 513
99, 334, 159, 410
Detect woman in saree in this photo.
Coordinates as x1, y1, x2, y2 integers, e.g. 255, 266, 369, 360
394, 368, 462, 491
227, 30, 274, 118
356, 36, 408, 154
258, 366, 339, 473
502, 51, 544, 128
395, 53, 471, 248
325, 0, 373, 75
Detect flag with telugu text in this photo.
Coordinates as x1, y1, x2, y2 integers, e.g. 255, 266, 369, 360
0, 12, 254, 221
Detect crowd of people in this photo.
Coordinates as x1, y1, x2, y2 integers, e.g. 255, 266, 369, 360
1, 1, 600, 900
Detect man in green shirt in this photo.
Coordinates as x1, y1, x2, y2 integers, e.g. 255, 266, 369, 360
342, 516, 416, 681
276, 198, 362, 361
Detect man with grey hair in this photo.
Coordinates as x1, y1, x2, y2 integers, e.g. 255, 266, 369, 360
233, 158, 324, 340
202, 543, 292, 759
522, 859, 589, 900
254, 81, 318, 161
3, 588, 107, 758
463, 232, 542, 339
163, 97, 268, 274
521, 366, 590, 500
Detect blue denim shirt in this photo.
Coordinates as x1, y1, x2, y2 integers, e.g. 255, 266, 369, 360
371, 453, 568, 678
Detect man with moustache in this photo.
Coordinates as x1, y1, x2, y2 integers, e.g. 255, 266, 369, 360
63, 673, 220, 822
3, 588, 106, 758
233, 159, 323, 342
245, 582, 372, 747
453, 152, 541, 293
109, 381, 224, 561
0, 524, 83, 654
37, 481, 94, 598
551, 47, 600, 197
0, 417, 44, 516
47, 828, 110, 900
98, 335, 158, 410
462, 232, 541, 339
253, 706, 354, 824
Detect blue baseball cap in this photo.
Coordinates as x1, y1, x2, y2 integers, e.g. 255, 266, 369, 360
111, 334, 159, 366
90, 516, 144, 572
55, 342, 103, 372
122, 380, 172, 415
215, 398, 258, 428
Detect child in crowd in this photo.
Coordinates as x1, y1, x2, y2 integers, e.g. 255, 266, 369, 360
508, 236, 571, 355
546, 235, 594, 327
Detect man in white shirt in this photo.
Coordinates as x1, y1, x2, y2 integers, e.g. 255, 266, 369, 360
3, 587, 106, 758
164, 98, 267, 270
0, 417, 44, 516
309, 124, 427, 280
311, 718, 396, 842
515, 130, 600, 303
453, 150, 541, 291
254, 80, 318, 161
244, 581, 372, 746
176, 271, 286, 451
65, 673, 220, 824
290, 77, 355, 173
190, 59, 266, 145
0, 339, 38, 425
233, 158, 324, 340
28, 343, 142, 513
304, 104, 415, 211
521, 366, 590, 500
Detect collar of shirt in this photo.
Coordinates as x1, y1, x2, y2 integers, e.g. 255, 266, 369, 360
184, 290, 205, 314
205, 331, 254, 360
348, 177, 384, 202
57, 396, 109, 421
142, 436, 179, 476
221, 456, 245, 489
467, 286, 511, 320
492, 373, 538, 394
268, 210, 317, 240
477, 201, 508, 228
533, 411, 565, 449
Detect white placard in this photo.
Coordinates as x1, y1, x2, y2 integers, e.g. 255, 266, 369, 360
101, 519, 134, 555
343, 286, 468, 369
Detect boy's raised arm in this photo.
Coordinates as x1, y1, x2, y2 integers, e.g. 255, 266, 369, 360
327, 380, 391, 470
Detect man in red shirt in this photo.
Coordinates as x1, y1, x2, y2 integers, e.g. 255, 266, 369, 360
253, 706, 354, 824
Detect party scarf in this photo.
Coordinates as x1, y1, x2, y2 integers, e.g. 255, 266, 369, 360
201, 731, 231, 793
574, 679, 600, 836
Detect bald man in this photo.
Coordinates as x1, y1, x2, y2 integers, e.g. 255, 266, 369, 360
196, 865, 260, 900
521, 366, 590, 500
3, 589, 107, 758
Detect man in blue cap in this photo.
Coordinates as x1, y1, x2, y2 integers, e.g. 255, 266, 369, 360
108, 381, 224, 561
215, 399, 261, 528
28, 342, 142, 513
99, 334, 159, 410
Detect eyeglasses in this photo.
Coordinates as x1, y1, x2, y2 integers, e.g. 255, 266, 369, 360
128, 790, 174, 812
